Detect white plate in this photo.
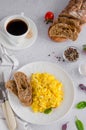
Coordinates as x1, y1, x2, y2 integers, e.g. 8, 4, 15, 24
8, 61, 74, 125
0, 15, 38, 51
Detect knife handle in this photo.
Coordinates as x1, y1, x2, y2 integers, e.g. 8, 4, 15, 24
2, 100, 17, 130
5, 100, 17, 130
2, 102, 11, 130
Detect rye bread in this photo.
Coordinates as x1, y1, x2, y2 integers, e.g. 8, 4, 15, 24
61, 0, 83, 13
14, 72, 32, 106
81, 0, 86, 10
58, 16, 81, 32
59, 13, 79, 20
49, 36, 67, 42
48, 0, 86, 42
60, 0, 86, 24
5, 80, 18, 96
81, 0, 86, 23
48, 22, 79, 41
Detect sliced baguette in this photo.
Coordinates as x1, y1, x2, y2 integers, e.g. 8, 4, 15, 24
48, 0, 86, 42
58, 17, 81, 32
14, 72, 32, 106
61, 0, 83, 13
48, 22, 79, 41
5, 80, 18, 96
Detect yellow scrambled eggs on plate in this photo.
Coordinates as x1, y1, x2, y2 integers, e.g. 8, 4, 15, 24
30, 73, 64, 113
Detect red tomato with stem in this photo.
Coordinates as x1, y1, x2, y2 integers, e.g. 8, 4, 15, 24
44, 11, 54, 24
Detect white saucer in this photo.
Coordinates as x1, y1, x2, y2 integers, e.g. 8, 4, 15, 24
0, 15, 38, 51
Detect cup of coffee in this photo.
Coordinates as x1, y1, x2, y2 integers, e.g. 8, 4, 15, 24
4, 15, 30, 45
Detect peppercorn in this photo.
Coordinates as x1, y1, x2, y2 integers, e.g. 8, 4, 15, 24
64, 47, 79, 62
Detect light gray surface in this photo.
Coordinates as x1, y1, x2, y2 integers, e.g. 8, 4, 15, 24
0, 0, 86, 130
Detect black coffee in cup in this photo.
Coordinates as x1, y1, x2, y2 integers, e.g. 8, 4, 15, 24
6, 19, 28, 36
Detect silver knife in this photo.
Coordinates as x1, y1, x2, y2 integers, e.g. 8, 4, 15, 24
0, 73, 17, 130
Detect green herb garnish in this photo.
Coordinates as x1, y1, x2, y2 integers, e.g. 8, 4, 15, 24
44, 108, 52, 114
83, 45, 86, 51
75, 117, 84, 130
76, 101, 86, 109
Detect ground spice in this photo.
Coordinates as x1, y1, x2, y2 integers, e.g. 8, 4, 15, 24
48, 54, 51, 56
48, 52, 65, 62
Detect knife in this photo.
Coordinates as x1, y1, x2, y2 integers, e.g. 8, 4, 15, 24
0, 73, 17, 130
0, 88, 11, 129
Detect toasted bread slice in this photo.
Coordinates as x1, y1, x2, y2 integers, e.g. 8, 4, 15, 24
5, 80, 18, 96
14, 72, 32, 106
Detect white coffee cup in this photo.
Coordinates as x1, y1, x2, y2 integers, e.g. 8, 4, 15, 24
4, 14, 30, 45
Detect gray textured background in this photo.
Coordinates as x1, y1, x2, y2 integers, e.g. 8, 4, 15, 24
0, 0, 86, 130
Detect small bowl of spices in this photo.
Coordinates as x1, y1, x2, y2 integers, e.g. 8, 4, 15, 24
63, 46, 79, 62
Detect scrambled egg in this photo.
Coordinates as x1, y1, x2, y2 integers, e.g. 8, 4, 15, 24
30, 73, 64, 112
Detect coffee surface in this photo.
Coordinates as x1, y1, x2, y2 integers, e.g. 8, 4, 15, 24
6, 19, 28, 36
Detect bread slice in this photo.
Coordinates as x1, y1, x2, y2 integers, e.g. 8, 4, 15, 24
58, 17, 81, 32
14, 72, 32, 106
59, 13, 78, 20
5, 80, 18, 96
48, 22, 79, 41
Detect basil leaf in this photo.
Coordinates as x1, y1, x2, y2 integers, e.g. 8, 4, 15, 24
44, 108, 52, 114
76, 101, 86, 109
83, 45, 86, 51
75, 118, 84, 130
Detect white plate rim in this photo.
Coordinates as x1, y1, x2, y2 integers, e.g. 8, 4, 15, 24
8, 61, 75, 125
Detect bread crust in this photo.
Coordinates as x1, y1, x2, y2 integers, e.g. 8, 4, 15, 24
48, 0, 86, 42
48, 22, 79, 41
50, 36, 67, 42
5, 80, 18, 96
58, 16, 81, 32
48, 26, 67, 42
14, 72, 32, 106
5, 72, 32, 106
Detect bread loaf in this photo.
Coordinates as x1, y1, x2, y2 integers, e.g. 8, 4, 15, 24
48, 0, 86, 42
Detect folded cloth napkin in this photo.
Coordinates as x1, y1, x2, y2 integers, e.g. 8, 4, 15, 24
0, 43, 19, 81
0, 106, 32, 130
0, 44, 19, 69
0, 45, 32, 130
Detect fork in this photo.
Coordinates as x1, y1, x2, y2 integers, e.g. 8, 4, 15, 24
0, 72, 17, 130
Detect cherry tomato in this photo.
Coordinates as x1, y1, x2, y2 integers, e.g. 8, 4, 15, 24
44, 11, 54, 24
